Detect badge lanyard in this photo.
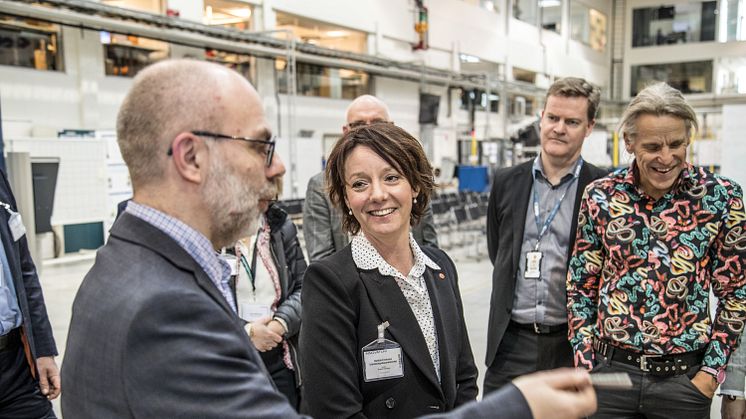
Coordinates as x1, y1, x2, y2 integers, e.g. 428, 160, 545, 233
531, 158, 583, 251
238, 234, 260, 297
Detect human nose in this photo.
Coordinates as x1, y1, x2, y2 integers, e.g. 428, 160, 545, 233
552, 120, 566, 134
266, 153, 286, 179
369, 180, 387, 202
657, 146, 673, 164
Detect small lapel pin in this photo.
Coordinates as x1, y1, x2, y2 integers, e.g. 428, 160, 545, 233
438, 272, 446, 280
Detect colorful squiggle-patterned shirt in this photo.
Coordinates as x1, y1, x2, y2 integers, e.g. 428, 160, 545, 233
567, 162, 746, 375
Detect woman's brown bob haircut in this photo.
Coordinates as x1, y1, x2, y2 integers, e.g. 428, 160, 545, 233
325, 122, 435, 236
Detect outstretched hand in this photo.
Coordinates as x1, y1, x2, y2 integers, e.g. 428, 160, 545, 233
512, 368, 597, 419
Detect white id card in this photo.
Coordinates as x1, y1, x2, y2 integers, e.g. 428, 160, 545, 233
239, 303, 271, 322
524, 251, 542, 279
362, 339, 404, 382
8, 211, 25, 242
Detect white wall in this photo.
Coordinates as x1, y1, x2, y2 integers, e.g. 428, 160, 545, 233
720, 104, 746, 186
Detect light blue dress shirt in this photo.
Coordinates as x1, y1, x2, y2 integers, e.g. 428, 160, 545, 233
0, 236, 23, 335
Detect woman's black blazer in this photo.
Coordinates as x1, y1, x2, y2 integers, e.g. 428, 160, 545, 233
299, 245, 478, 418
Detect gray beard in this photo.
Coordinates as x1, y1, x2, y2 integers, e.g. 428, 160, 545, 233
202, 162, 264, 248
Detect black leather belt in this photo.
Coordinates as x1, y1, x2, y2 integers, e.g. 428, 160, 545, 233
0, 328, 19, 351
594, 338, 704, 377
509, 320, 568, 334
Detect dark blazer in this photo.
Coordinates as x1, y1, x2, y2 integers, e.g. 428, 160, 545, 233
61, 213, 305, 418
0, 170, 56, 372
300, 245, 478, 418
484, 159, 607, 367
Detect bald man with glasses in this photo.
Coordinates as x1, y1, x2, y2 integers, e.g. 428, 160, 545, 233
303, 95, 438, 262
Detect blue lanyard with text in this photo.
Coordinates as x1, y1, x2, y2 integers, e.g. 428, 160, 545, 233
531, 158, 583, 251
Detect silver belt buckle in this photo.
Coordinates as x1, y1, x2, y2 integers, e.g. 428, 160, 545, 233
534, 323, 541, 334
640, 355, 650, 372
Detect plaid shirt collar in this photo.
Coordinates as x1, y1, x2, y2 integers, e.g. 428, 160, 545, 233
126, 201, 234, 309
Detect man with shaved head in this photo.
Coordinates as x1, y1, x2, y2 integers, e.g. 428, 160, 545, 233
59, 60, 597, 419
303, 94, 438, 262
60, 59, 293, 417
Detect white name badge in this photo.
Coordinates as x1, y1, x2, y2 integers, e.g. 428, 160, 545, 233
524, 251, 542, 279
239, 303, 271, 322
362, 343, 405, 382
8, 211, 25, 242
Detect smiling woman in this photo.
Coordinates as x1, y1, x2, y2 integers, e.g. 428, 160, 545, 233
299, 123, 479, 418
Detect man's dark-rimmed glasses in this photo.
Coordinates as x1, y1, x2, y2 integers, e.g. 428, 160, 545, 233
192, 130, 275, 167
167, 130, 276, 167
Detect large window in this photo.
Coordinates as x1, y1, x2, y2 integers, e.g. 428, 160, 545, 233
101, 32, 169, 77
513, 0, 562, 33
631, 60, 713, 96
460, 89, 499, 113
0, 14, 63, 71
720, 0, 746, 41
275, 12, 367, 54
512, 67, 537, 84
277, 60, 370, 100
571, 3, 607, 52
632, 1, 717, 47
203, 0, 253, 31
717, 56, 746, 94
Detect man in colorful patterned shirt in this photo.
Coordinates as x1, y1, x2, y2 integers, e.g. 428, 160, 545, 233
567, 82, 746, 418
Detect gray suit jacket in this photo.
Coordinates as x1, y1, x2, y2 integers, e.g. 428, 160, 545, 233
303, 172, 439, 262
60, 213, 305, 418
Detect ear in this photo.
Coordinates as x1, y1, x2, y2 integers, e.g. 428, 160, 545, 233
623, 133, 633, 154
342, 124, 349, 134
170, 132, 207, 185
585, 119, 596, 138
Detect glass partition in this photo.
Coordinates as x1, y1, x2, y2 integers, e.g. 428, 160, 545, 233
277, 60, 370, 100
632, 1, 717, 47
101, 32, 169, 77
0, 14, 63, 71
631, 60, 713, 96
720, 0, 745, 41
203, 0, 253, 31
571, 3, 607, 52
275, 12, 367, 54
514, 0, 562, 33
